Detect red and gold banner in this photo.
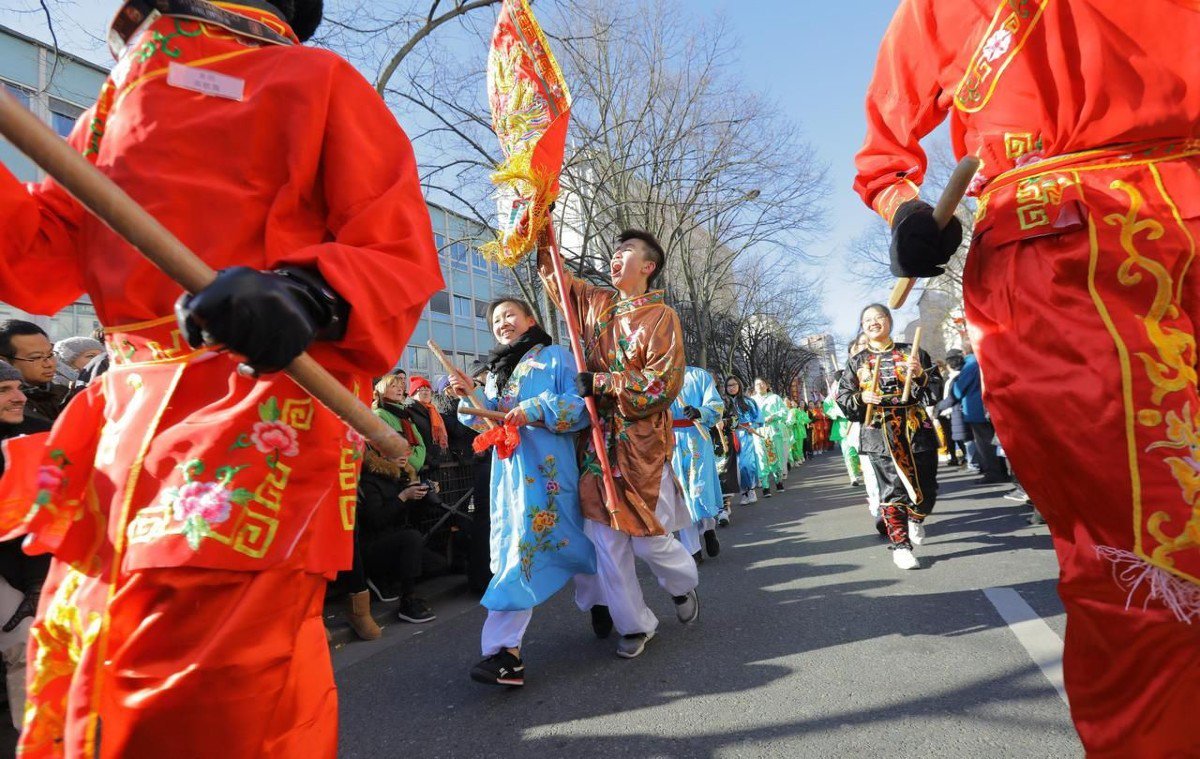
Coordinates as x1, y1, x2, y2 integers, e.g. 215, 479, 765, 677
482, 0, 571, 267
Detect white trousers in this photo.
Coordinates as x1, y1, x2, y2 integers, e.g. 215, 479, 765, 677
481, 609, 534, 656
574, 463, 699, 635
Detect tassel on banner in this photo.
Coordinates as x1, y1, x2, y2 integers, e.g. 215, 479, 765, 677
1096, 545, 1200, 624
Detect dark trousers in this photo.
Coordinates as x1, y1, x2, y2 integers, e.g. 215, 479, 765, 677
363, 528, 424, 595
968, 421, 1007, 479
867, 449, 939, 548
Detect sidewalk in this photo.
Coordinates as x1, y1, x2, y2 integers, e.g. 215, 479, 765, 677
324, 572, 473, 648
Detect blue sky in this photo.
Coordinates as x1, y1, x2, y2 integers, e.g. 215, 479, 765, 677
4, 1, 910, 340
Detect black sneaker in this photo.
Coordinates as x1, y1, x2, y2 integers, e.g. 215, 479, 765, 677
397, 596, 436, 624
762, 488, 773, 499
470, 651, 524, 686
776, 482, 784, 492
703, 529, 720, 557
591, 605, 613, 639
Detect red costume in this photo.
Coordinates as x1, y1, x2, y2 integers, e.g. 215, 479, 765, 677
0, 3, 440, 756
856, 1, 1200, 754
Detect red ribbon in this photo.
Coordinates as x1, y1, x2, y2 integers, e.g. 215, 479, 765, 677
473, 423, 521, 459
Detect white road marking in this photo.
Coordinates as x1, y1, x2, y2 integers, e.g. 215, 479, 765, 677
983, 586, 1069, 706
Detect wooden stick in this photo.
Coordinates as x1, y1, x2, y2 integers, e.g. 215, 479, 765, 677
900, 326, 923, 404
459, 406, 508, 421
544, 224, 624, 527
426, 339, 497, 429
863, 354, 883, 424
888, 156, 982, 309
0, 91, 412, 459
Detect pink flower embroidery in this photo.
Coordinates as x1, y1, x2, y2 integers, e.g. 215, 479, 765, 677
545, 480, 561, 495
172, 481, 233, 525
250, 420, 299, 458
36, 464, 65, 491
645, 379, 665, 397
982, 29, 1013, 62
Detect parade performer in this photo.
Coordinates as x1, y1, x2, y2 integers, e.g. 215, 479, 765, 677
824, 392, 859, 486
786, 399, 809, 465
537, 232, 699, 659
711, 380, 739, 527
723, 377, 761, 506
750, 379, 787, 496
836, 305, 941, 570
452, 299, 596, 687
670, 366, 725, 562
856, 2, 1200, 751
0, 1, 442, 755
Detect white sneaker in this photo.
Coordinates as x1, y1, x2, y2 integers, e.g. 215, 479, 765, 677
746, 489, 758, 504
892, 547, 920, 570
739, 494, 750, 506
908, 520, 925, 546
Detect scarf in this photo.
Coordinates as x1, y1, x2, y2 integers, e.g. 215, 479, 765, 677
423, 401, 449, 448
486, 325, 553, 392
724, 391, 753, 418
375, 402, 419, 446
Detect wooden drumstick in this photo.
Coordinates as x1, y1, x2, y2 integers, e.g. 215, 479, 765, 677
900, 326, 923, 404
888, 156, 982, 308
863, 354, 883, 423
427, 339, 497, 429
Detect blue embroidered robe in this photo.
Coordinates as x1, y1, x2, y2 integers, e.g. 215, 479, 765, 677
670, 367, 724, 522
459, 344, 596, 612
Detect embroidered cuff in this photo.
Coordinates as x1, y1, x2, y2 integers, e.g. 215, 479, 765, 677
519, 398, 544, 423
592, 372, 614, 395
873, 179, 921, 226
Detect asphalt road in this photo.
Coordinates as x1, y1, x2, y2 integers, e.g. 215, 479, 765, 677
333, 453, 1081, 758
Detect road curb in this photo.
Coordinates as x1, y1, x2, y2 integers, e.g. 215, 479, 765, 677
325, 573, 473, 648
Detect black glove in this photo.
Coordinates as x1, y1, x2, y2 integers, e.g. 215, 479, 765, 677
175, 266, 349, 374
889, 200, 963, 278
2, 589, 37, 633
683, 405, 702, 420
575, 372, 595, 398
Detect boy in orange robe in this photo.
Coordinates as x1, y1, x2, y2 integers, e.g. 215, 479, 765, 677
855, 2, 1200, 755
0, 1, 441, 756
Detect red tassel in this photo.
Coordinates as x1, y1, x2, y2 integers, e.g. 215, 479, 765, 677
472, 423, 521, 459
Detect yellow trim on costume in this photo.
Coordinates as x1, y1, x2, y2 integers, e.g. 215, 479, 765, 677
103, 314, 176, 333
87, 362, 187, 750
1148, 163, 1198, 307
1080, 173, 1145, 560
953, 0, 1051, 114
114, 48, 259, 108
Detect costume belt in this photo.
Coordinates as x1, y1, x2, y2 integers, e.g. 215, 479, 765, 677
974, 138, 1200, 243
103, 315, 210, 367
671, 418, 697, 429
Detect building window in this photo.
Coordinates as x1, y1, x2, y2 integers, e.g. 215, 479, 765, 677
2, 81, 31, 109
451, 242, 468, 271
429, 290, 451, 321
434, 233, 446, 256
453, 295, 473, 319
474, 298, 489, 328
48, 97, 83, 139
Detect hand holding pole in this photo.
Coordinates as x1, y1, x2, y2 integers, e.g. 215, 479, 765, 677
427, 339, 497, 430
0, 91, 412, 459
888, 156, 981, 309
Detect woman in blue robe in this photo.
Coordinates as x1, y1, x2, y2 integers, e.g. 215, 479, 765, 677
723, 376, 762, 505
455, 298, 595, 688
671, 366, 725, 559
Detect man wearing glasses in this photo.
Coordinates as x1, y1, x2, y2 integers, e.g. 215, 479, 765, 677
0, 320, 65, 422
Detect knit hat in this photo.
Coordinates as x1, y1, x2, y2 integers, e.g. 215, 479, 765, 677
54, 337, 103, 366
0, 361, 21, 384
408, 376, 431, 394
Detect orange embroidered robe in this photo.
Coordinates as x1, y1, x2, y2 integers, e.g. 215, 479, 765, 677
855, 2, 1200, 756
540, 265, 685, 537
0, 5, 441, 757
